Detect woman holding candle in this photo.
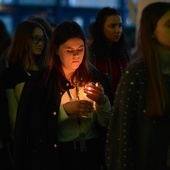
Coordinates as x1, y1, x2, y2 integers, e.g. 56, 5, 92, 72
13, 21, 113, 170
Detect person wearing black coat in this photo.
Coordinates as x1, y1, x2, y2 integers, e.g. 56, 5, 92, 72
13, 21, 114, 170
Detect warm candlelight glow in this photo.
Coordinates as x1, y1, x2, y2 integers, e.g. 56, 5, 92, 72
87, 87, 91, 90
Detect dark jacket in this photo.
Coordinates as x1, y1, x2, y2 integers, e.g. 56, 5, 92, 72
106, 59, 170, 170
88, 40, 130, 92
13, 65, 114, 170
0, 78, 10, 143
0, 78, 12, 170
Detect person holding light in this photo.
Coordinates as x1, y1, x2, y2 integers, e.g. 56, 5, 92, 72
13, 21, 113, 170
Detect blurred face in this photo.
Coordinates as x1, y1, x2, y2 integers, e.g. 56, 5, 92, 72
56, 38, 85, 75
103, 14, 122, 43
154, 10, 170, 50
30, 27, 46, 56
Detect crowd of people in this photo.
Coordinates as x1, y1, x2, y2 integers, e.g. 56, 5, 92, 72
0, 2, 170, 170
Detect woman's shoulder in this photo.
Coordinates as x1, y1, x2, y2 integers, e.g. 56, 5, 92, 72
22, 69, 47, 96
126, 59, 146, 73
2, 66, 28, 89
25, 68, 46, 84
3, 66, 24, 75
120, 59, 147, 84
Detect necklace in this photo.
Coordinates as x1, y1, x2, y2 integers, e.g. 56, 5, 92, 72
66, 81, 80, 101
66, 81, 87, 152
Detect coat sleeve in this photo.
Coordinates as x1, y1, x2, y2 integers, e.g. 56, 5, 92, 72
105, 60, 144, 170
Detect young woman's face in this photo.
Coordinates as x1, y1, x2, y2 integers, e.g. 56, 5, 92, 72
154, 10, 170, 50
30, 27, 46, 56
103, 14, 122, 43
56, 38, 85, 73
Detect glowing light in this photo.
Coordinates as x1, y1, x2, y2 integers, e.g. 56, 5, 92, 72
87, 87, 91, 90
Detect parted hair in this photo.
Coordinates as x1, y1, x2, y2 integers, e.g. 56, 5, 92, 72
138, 2, 170, 117
44, 21, 92, 87
8, 20, 48, 69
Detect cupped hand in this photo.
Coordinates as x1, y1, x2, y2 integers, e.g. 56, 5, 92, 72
84, 82, 106, 105
63, 100, 94, 118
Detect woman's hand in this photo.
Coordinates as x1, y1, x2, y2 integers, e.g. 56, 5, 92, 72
84, 82, 106, 105
63, 100, 94, 118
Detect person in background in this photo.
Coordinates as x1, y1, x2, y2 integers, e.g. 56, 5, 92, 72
106, 2, 170, 170
86, 22, 94, 46
0, 19, 12, 170
0, 20, 11, 58
13, 21, 113, 170
47, 19, 58, 31
27, 15, 53, 40
2, 20, 48, 148
0, 20, 11, 77
0, 79, 12, 170
88, 7, 131, 93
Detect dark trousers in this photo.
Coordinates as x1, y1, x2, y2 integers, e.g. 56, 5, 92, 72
0, 143, 13, 170
58, 138, 102, 170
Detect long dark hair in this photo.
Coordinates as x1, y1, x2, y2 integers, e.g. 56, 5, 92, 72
92, 7, 121, 40
27, 15, 53, 40
91, 7, 130, 60
44, 21, 92, 86
138, 2, 170, 117
90, 7, 131, 61
8, 20, 48, 69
